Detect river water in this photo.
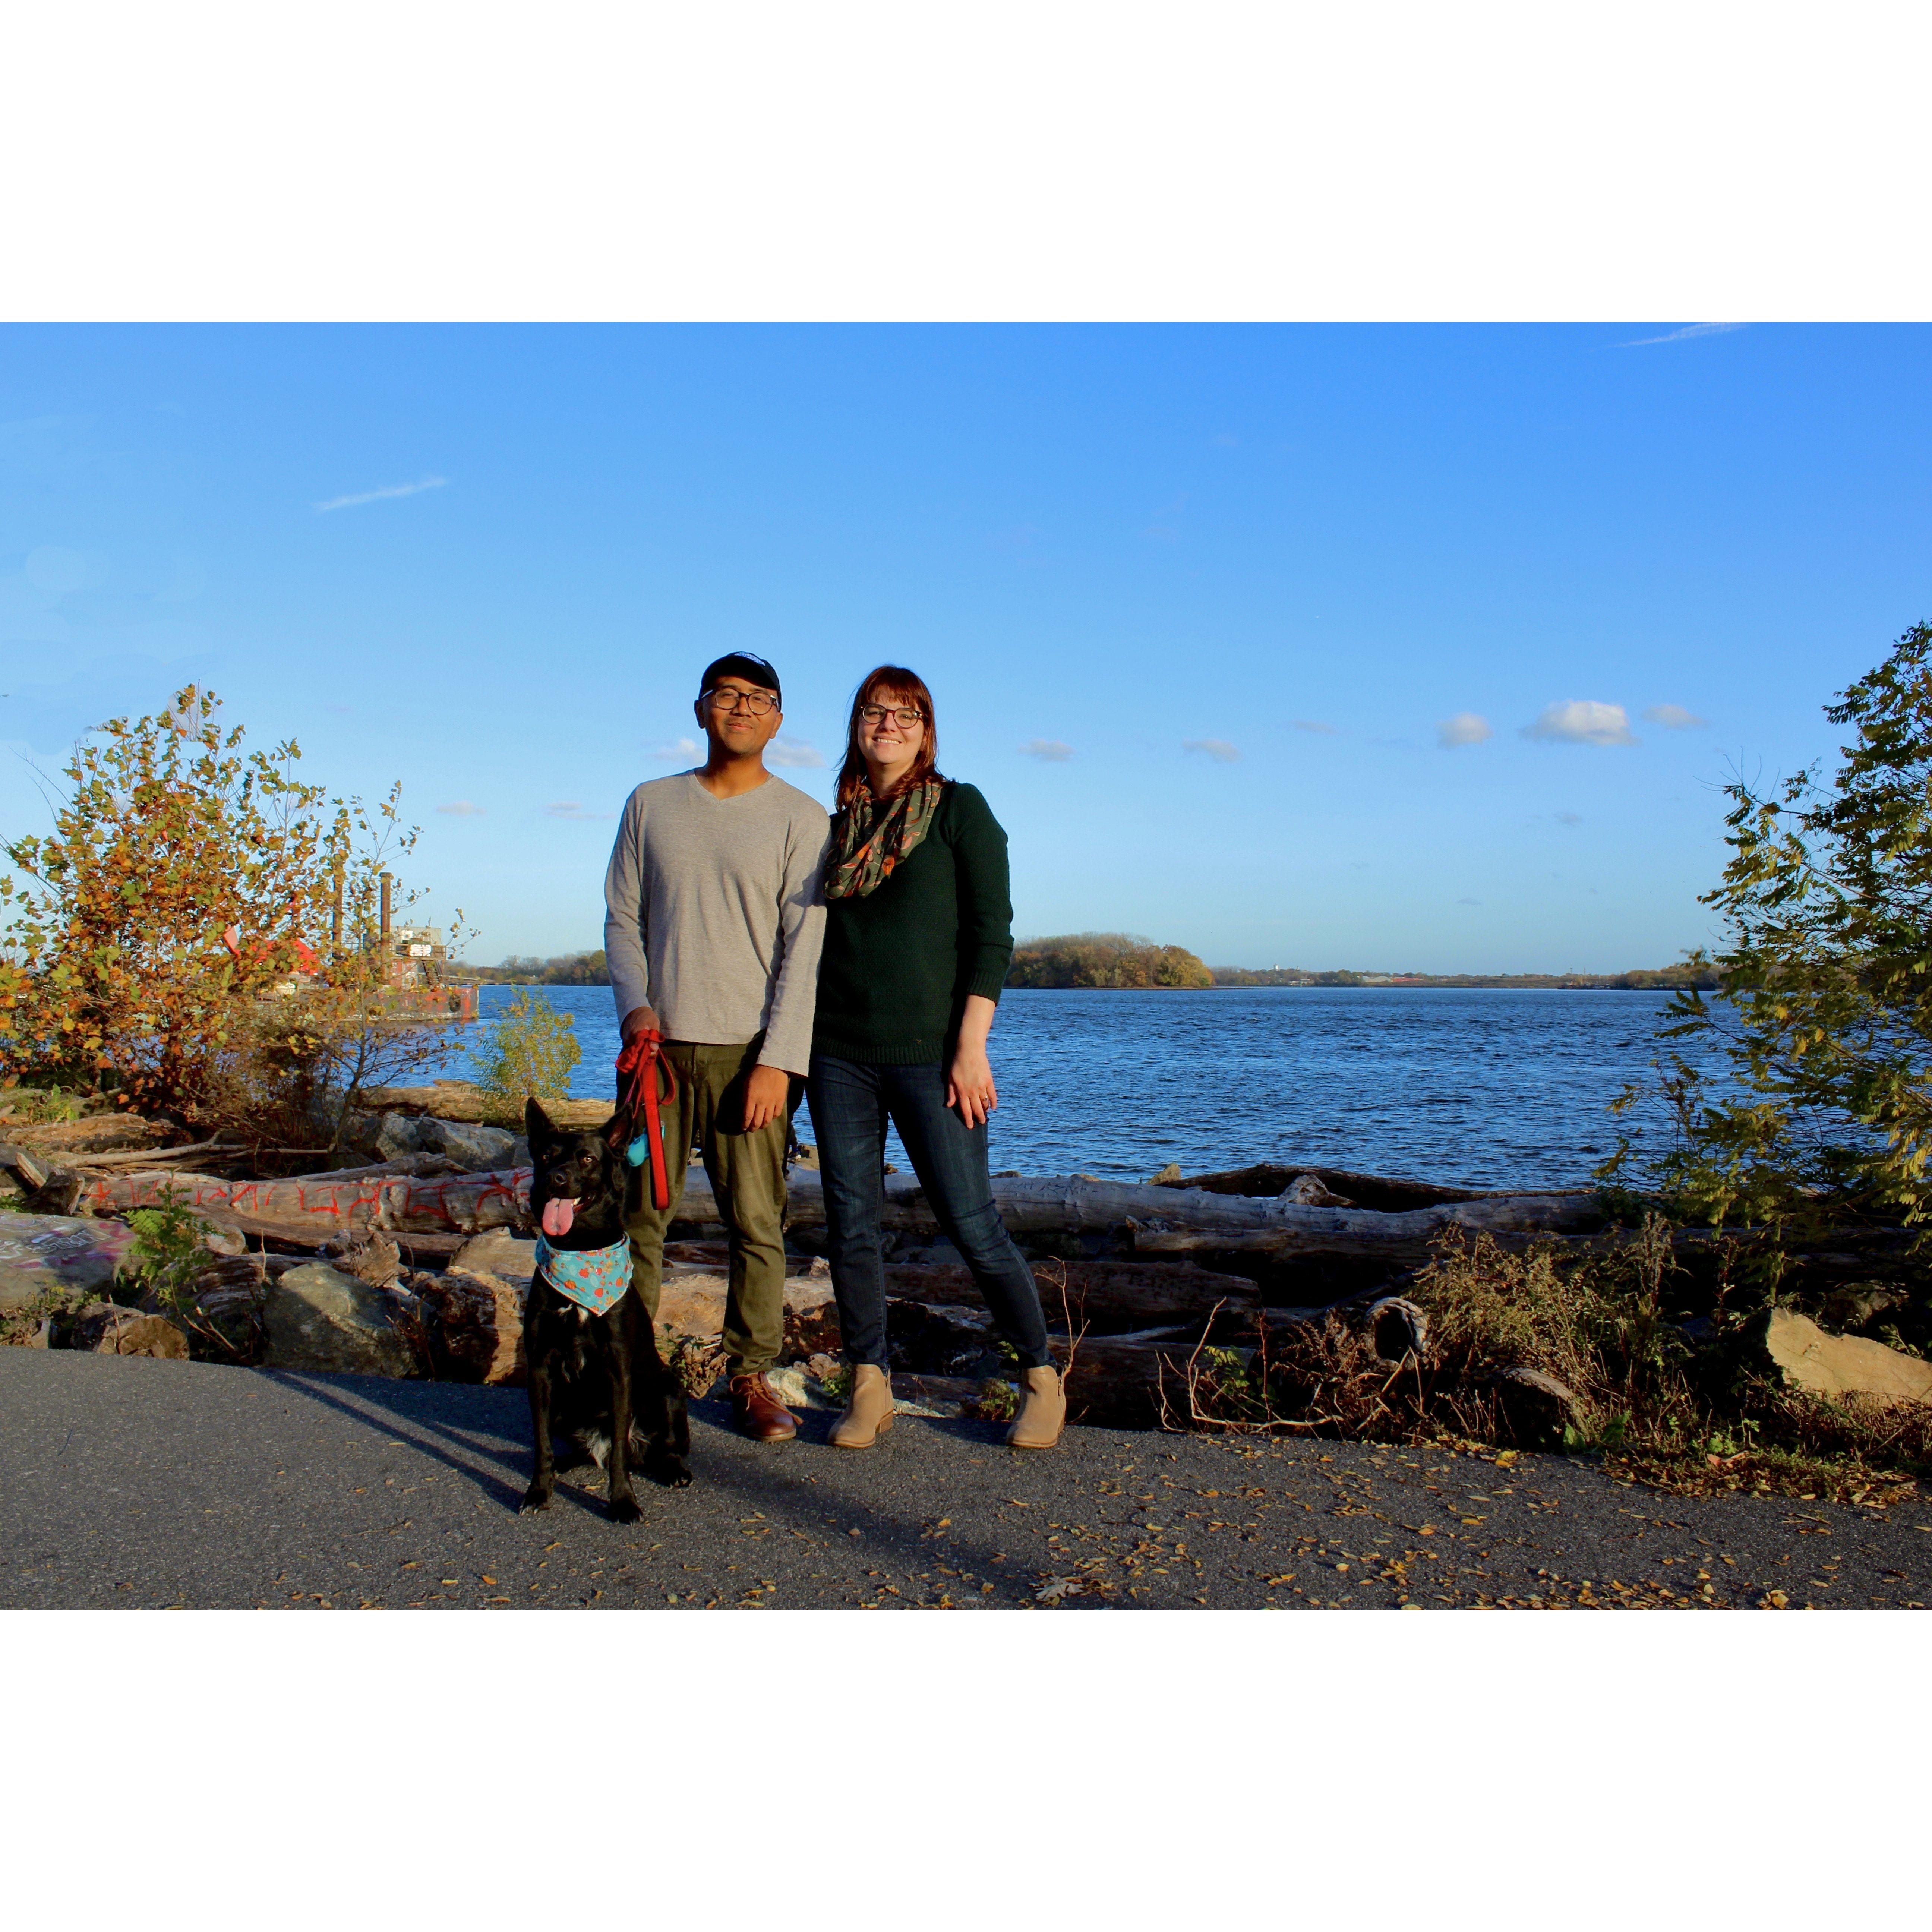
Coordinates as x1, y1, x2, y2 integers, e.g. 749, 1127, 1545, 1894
433, 985, 1721, 1192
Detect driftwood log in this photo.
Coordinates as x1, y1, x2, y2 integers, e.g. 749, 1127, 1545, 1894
883, 1258, 1256, 1329
70, 1163, 1607, 1261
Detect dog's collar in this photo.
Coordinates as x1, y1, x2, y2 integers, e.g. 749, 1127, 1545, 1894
533, 1233, 632, 1317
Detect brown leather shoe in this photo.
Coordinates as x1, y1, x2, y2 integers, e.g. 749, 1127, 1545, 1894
729, 1372, 799, 1442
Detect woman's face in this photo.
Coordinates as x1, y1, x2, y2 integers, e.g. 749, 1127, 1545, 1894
855, 690, 926, 774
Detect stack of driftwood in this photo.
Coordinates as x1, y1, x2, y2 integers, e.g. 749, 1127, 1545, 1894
2, 1087, 1611, 1428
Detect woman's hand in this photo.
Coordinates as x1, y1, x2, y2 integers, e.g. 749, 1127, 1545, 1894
946, 1042, 998, 1129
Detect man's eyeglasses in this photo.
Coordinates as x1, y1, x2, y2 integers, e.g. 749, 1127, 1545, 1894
859, 703, 924, 728
703, 687, 779, 716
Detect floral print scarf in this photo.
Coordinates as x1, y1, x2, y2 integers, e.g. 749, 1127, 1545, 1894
824, 778, 946, 900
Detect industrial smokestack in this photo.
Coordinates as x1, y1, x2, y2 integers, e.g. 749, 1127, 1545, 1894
379, 871, 392, 942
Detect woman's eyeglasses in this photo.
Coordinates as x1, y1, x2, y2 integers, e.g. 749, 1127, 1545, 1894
859, 704, 924, 728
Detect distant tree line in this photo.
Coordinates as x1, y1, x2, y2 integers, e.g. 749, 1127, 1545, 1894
1007, 932, 1215, 989
464, 950, 612, 985
1209, 963, 1723, 990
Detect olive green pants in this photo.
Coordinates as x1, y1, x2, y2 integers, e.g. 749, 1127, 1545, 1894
624, 1038, 793, 1379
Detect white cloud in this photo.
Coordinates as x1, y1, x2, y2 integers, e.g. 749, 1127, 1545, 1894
1183, 738, 1240, 763
767, 737, 825, 768
543, 802, 613, 821
1436, 712, 1492, 749
1620, 322, 1747, 348
651, 737, 703, 761
1292, 719, 1337, 736
1020, 739, 1074, 761
314, 475, 448, 513
437, 801, 484, 817
1643, 703, 1708, 729
1523, 700, 1638, 747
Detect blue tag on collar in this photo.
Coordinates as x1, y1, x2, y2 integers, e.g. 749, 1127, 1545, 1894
625, 1134, 651, 1168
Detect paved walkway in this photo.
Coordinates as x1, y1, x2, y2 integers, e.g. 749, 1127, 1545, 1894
3, 1351, 1928, 1609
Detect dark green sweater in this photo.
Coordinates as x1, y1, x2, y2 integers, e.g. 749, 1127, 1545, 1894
812, 781, 1015, 1065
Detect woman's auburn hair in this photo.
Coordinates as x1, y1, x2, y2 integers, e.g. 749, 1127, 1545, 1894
834, 665, 944, 809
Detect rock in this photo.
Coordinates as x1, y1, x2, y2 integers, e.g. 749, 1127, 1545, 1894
1483, 1364, 1584, 1445
416, 1118, 523, 1171
264, 1262, 416, 1377
764, 1364, 837, 1410
449, 1229, 537, 1285
319, 1232, 402, 1289
1817, 1283, 1907, 1332
74, 1300, 190, 1360
1756, 1307, 1932, 1409
790, 1142, 820, 1169
1285, 1172, 1354, 1208
0, 1213, 136, 1313
1147, 1162, 1185, 1186
650, 1271, 842, 1360
372, 1112, 426, 1161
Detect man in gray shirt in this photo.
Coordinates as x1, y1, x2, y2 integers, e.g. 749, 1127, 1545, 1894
604, 652, 830, 1441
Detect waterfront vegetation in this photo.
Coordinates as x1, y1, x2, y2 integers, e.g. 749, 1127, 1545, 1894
0, 686, 453, 1154
1008, 931, 1215, 989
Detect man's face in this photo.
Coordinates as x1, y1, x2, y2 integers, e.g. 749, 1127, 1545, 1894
695, 675, 783, 759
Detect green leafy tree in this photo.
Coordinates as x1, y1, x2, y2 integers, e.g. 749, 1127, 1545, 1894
478, 989, 581, 1122
1607, 622, 1932, 1230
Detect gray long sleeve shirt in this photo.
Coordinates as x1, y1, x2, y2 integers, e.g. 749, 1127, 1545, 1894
602, 771, 831, 1075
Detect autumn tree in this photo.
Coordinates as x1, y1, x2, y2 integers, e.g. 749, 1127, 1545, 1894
0, 686, 458, 1150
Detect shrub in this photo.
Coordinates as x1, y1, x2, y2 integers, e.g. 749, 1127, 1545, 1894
477, 990, 581, 1121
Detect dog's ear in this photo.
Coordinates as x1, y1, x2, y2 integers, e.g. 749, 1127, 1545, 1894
525, 1096, 556, 1144
600, 1110, 632, 1157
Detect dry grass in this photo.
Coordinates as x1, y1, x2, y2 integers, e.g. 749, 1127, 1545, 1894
1168, 1216, 1931, 1503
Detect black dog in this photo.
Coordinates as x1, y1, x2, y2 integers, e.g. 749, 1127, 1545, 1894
520, 1097, 691, 1519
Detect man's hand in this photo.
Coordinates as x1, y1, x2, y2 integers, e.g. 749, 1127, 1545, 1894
741, 1064, 792, 1134
621, 1005, 660, 1044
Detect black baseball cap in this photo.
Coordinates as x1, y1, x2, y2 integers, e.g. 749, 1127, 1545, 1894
698, 653, 781, 703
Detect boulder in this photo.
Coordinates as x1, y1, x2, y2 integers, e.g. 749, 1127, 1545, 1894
0, 1213, 136, 1313
264, 1262, 416, 1377
372, 1112, 426, 1161
1483, 1364, 1585, 1445
416, 1118, 524, 1171
1756, 1307, 1932, 1409
74, 1300, 190, 1360
319, 1232, 403, 1289
657, 1273, 726, 1338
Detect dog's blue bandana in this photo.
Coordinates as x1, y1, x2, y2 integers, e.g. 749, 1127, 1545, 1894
533, 1234, 633, 1317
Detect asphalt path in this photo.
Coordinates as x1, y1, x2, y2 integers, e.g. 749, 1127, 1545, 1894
3, 1351, 1929, 1610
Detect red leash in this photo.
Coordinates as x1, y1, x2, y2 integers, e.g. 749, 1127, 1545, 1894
615, 1030, 678, 1212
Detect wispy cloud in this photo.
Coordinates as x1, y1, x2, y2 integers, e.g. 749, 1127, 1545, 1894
1436, 712, 1492, 749
1643, 703, 1708, 729
437, 801, 484, 817
1020, 738, 1074, 762
1620, 322, 1747, 348
543, 802, 613, 821
1183, 738, 1240, 764
1524, 700, 1638, 746
1292, 719, 1337, 736
651, 737, 703, 762
314, 475, 448, 513
767, 737, 825, 768
1555, 811, 1584, 826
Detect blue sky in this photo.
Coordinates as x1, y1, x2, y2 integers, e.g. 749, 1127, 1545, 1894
3, 323, 1927, 972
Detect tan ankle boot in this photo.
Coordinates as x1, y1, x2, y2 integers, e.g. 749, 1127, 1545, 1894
830, 1364, 895, 1449
1006, 1364, 1065, 1450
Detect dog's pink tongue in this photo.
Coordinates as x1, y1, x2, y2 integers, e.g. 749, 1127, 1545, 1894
542, 1197, 575, 1238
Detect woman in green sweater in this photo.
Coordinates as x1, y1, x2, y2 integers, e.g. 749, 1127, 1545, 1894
809, 665, 1063, 1452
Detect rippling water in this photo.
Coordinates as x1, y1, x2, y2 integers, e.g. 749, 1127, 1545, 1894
435, 985, 1721, 1192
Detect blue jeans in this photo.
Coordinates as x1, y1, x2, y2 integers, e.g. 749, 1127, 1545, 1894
806, 1055, 1051, 1372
